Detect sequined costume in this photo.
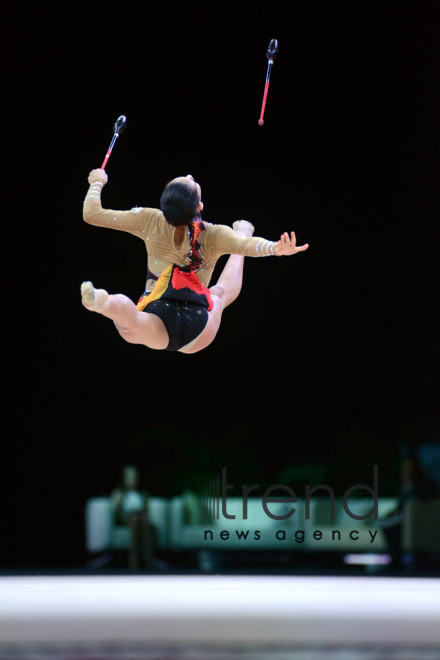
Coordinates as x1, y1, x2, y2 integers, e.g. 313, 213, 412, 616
83, 179, 279, 350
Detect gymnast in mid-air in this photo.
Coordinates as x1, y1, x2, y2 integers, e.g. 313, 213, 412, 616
81, 169, 308, 354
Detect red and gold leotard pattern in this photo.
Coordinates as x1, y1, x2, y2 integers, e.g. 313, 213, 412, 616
136, 264, 214, 312
136, 215, 213, 312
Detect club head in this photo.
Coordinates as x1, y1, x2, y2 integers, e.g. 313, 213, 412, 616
267, 39, 279, 62
113, 115, 127, 135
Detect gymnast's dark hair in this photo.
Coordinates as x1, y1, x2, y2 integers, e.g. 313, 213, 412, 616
160, 181, 200, 226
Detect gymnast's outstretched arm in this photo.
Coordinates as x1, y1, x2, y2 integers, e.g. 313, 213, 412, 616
204, 222, 308, 262
83, 169, 161, 239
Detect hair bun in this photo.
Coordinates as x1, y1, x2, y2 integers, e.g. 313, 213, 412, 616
162, 203, 183, 223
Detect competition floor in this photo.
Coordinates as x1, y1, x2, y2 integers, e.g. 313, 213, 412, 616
0, 575, 439, 659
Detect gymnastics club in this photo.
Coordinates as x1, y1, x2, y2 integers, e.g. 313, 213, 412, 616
258, 39, 279, 126
101, 115, 127, 170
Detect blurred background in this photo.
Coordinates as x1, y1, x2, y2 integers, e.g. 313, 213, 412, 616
2, 2, 439, 573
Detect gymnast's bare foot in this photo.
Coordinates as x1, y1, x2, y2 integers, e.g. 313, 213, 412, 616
233, 220, 255, 238
81, 281, 110, 311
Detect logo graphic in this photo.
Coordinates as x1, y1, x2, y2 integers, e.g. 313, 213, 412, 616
204, 473, 220, 520
204, 465, 379, 521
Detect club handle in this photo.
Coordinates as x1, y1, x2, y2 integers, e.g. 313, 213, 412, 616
259, 41, 278, 125
101, 116, 127, 170
101, 134, 119, 170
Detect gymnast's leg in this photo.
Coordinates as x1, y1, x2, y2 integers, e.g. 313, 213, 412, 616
81, 283, 169, 350
180, 220, 254, 354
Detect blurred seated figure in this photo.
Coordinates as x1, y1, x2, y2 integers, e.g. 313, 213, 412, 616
111, 465, 155, 569
378, 441, 440, 567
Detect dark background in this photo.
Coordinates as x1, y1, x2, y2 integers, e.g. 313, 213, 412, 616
2, 3, 439, 568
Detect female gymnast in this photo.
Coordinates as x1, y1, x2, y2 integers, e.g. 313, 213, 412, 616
81, 169, 308, 354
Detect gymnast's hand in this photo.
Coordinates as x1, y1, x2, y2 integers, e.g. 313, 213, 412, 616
275, 232, 309, 256
88, 168, 108, 185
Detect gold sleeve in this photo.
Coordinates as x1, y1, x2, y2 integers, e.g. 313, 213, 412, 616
83, 179, 160, 239
206, 224, 278, 257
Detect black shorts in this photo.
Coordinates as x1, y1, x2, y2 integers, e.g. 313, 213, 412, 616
146, 299, 209, 351
137, 265, 213, 352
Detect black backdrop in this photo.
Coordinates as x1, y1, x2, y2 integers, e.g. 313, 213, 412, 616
2, 3, 439, 568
